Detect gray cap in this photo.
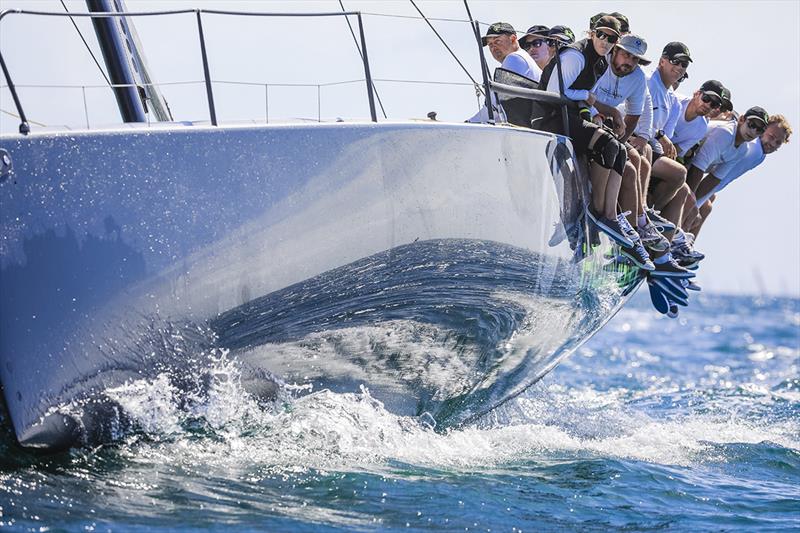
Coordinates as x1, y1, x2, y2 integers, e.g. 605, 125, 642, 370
615, 34, 651, 66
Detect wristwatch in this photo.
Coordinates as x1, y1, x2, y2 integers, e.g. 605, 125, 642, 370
655, 129, 665, 140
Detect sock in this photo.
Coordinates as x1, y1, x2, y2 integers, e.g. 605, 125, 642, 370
654, 252, 672, 265
672, 229, 686, 244
637, 213, 647, 229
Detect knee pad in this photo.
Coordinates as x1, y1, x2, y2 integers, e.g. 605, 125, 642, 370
587, 128, 625, 173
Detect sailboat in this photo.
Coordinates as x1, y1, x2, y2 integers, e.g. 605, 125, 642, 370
0, 2, 640, 451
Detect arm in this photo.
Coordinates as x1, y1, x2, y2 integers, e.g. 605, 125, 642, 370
545, 50, 590, 102
592, 100, 626, 137
622, 114, 640, 142
694, 173, 721, 203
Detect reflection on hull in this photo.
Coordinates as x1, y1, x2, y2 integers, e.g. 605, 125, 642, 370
0, 122, 640, 450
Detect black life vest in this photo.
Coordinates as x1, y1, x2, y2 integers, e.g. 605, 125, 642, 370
539, 38, 608, 97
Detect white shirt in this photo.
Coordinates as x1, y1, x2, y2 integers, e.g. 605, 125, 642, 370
696, 137, 766, 206
691, 120, 749, 174
545, 48, 594, 102
647, 69, 680, 135
669, 95, 709, 157
502, 48, 543, 82
633, 88, 654, 139
468, 47, 540, 124
592, 65, 647, 115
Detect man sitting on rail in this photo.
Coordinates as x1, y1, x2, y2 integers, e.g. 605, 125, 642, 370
687, 114, 791, 237
468, 22, 542, 123
590, 33, 671, 265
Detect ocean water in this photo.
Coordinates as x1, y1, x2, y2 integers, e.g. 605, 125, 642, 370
1, 291, 797, 532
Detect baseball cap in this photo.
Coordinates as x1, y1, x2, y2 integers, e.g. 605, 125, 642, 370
662, 41, 692, 62
520, 25, 550, 45
592, 15, 621, 35
482, 22, 516, 46
615, 34, 651, 65
743, 106, 769, 125
698, 80, 729, 103
610, 12, 630, 34
548, 25, 575, 44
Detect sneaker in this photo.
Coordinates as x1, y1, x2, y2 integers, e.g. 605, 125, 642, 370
592, 213, 635, 247
671, 241, 705, 267
645, 207, 676, 232
637, 218, 671, 252
616, 211, 642, 242
652, 277, 689, 305
685, 280, 702, 291
620, 241, 655, 271
647, 279, 670, 314
650, 256, 696, 279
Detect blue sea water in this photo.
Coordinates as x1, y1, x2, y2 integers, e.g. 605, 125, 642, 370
1, 291, 798, 532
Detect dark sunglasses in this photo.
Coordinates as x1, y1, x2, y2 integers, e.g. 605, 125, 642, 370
701, 94, 722, 109
746, 120, 766, 133
595, 30, 619, 43
524, 38, 547, 49
546, 39, 559, 47
669, 58, 690, 68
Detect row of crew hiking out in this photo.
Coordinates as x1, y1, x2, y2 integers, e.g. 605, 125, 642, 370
467, 12, 792, 316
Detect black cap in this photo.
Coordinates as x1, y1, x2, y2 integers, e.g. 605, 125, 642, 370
482, 22, 516, 46
610, 12, 630, 33
743, 106, 769, 125
548, 25, 575, 45
589, 13, 608, 28
520, 25, 550, 45
699, 80, 729, 102
662, 41, 692, 62
721, 97, 733, 112
593, 15, 621, 35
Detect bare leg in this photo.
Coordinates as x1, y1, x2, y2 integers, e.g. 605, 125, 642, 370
660, 183, 690, 236
619, 160, 639, 226
604, 170, 622, 219
689, 196, 714, 238
638, 150, 652, 211
650, 157, 687, 210
590, 161, 611, 215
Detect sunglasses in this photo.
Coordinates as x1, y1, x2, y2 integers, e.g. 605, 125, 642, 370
701, 94, 722, 109
746, 120, 766, 134
595, 30, 619, 44
669, 58, 690, 68
524, 38, 547, 49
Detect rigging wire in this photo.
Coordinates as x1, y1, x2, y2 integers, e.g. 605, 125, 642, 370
59, 0, 112, 86
338, 0, 388, 119
408, 0, 482, 96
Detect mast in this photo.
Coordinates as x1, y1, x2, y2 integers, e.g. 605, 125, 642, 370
86, 0, 147, 122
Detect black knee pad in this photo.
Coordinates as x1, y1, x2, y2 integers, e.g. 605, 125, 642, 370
588, 129, 622, 172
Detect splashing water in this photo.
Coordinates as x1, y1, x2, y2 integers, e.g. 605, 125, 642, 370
1, 292, 798, 531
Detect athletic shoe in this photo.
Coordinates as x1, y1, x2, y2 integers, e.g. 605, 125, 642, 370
652, 277, 688, 305
591, 213, 635, 247
671, 241, 705, 267
637, 218, 671, 252
650, 256, 696, 279
620, 241, 655, 271
647, 279, 670, 314
685, 280, 702, 291
645, 207, 676, 232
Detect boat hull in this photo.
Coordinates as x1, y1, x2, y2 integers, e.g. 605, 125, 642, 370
0, 121, 638, 449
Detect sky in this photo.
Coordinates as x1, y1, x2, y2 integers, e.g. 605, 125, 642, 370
1, 0, 798, 297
